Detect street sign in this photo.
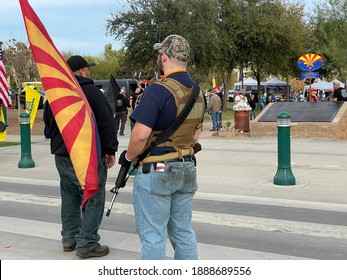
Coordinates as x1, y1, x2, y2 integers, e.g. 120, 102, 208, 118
301, 71, 320, 80
297, 54, 323, 71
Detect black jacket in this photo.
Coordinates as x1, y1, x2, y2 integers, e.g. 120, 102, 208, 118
249, 98, 256, 110
115, 94, 130, 113
44, 76, 118, 157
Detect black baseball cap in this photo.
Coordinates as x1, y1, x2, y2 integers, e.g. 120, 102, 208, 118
67, 55, 96, 72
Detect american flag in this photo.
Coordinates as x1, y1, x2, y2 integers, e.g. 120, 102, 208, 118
0, 43, 11, 108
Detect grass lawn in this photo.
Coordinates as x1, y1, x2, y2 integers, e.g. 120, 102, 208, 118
204, 102, 262, 129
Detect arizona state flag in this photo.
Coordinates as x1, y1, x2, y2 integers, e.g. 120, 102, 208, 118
25, 85, 40, 129
19, 0, 101, 207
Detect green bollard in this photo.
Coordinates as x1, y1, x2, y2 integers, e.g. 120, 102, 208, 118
273, 112, 296, 185
18, 112, 35, 168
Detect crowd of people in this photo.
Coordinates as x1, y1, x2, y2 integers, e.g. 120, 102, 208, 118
291, 81, 347, 102
205, 79, 347, 129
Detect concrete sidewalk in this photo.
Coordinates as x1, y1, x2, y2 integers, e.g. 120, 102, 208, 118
2, 127, 347, 260
2, 127, 347, 205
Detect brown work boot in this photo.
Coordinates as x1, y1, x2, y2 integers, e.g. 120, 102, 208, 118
76, 243, 109, 258
63, 243, 76, 252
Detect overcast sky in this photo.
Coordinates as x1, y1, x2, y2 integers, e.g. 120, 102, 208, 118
0, 0, 316, 57
0, 0, 126, 56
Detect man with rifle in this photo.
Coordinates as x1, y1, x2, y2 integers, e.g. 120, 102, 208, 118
114, 34, 205, 260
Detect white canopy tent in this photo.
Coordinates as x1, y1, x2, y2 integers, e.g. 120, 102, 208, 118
234, 77, 260, 86
264, 77, 288, 95
233, 77, 265, 93
304, 79, 345, 91
264, 77, 287, 86
309, 81, 333, 90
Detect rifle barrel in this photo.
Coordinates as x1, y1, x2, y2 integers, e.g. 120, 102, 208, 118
105, 189, 119, 217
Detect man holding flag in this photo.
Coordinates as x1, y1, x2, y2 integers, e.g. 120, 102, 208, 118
18, 0, 118, 258
44, 55, 118, 258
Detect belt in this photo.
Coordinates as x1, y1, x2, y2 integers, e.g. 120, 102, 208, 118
165, 155, 194, 162
142, 156, 195, 174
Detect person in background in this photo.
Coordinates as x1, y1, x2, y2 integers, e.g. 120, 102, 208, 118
309, 90, 320, 102
259, 94, 266, 110
42, 95, 50, 139
234, 92, 240, 103
271, 93, 277, 102
209, 88, 222, 131
44, 55, 118, 258
215, 87, 224, 129
235, 90, 247, 103
332, 81, 347, 101
129, 84, 144, 131
114, 87, 131, 136
266, 91, 273, 105
215, 86, 224, 107
249, 93, 257, 120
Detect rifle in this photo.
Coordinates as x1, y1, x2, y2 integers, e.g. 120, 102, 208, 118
105, 81, 201, 217
105, 161, 134, 217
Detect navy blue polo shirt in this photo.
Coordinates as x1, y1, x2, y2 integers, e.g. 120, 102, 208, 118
130, 71, 194, 155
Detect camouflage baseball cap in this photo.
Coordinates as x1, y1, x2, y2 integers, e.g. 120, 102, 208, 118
153, 34, 190, 62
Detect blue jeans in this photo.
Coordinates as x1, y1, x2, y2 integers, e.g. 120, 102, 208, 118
211, 111, 219, 130
250, 109, 256, 120
217, 112, 222, 129
133, 159, 198, 260
55, 155, 107, 253
259, 102, 265, 111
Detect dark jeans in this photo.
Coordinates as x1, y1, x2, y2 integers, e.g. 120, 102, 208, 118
217, 112, 222, 129
115, 111, 128, 134
250, 109, 256, 120
55, 155, 107, 253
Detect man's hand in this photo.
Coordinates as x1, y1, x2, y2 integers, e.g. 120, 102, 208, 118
105, 154, 115, 169
118, 150, 132, 168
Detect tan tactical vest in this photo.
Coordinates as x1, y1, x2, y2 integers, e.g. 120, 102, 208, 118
141, 78, 205, 164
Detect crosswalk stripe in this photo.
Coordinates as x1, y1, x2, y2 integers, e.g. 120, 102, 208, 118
1, 191, 346, 240
0, 216, 306, 260
2, 175, 347, 213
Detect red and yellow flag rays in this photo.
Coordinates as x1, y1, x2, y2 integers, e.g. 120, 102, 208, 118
299, 54, 323, 67
19, 0, 100, 207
